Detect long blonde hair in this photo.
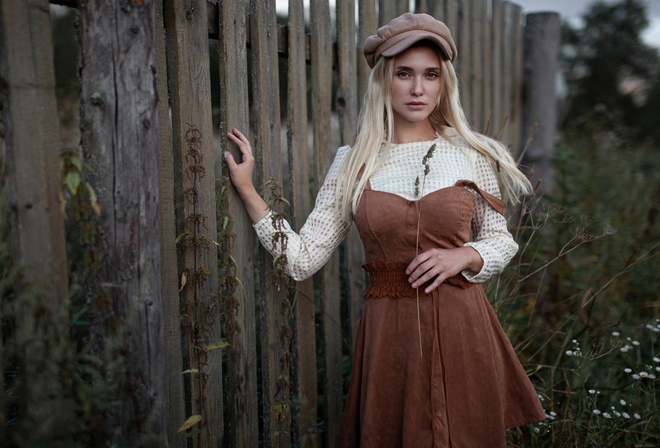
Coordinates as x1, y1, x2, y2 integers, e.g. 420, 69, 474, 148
335, 43, 532, 222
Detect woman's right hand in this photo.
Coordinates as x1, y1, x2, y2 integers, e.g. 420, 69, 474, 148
225, 128, 256, 193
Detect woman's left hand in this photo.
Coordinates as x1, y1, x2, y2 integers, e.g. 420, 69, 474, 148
406, 247, 483, 294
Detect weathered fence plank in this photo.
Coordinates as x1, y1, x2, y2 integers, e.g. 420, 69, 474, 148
0, 0, 70, 444
154, 0, 186, 445
218, 2, 259, 447
310, 0, 343, 445
459, 0, 472, 120
164, 0, 223, 445
379, 0, 409, 26
491, 0, 504, 136
501, 1, 517, 144
470, 0, 484, 130
511, 3, 524, 152
286, 1, 318, 446
445, 1, 458, 62
78, 0, 165, 444
522, 12, 561, 194
358, 0, 377, 105
337, 0, 366, 349
482, 0, 493, 134
249, 0, 290, 446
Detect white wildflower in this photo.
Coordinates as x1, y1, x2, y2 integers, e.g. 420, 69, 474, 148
611, 331, 620, 337
653, 357, 660, 363
589, 389, 597, 395
622, 412, 631, 419
634, 413, 641, 419
533, 427, 540, 433
649, 374, 656, 379
614, 411, 622, 417
566, 350, 573, 356
593, 409, 602, 415
620, 399, 626, 406
632, 374, 641, 379
632, 340, 640, 346
624, 368, 632, 373
639, 371, 649, 378
603, 412, 612, 419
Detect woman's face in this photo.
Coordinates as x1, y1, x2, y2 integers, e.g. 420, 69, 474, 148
390, 45, 442, 128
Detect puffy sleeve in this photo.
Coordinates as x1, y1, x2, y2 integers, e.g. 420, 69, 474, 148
462, 152, 519, 283
252, 146, 352, 281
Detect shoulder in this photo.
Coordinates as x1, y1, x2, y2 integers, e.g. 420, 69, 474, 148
439, 127, 479, 165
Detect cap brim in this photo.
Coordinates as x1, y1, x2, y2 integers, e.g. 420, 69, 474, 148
381, 33, 454, 62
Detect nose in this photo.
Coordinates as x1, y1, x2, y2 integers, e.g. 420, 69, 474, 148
411, 76, 423, 96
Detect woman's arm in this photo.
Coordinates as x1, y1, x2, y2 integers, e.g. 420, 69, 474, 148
405, 150, 518, 292
462, 152, 518, 283
225, 128, 352, 281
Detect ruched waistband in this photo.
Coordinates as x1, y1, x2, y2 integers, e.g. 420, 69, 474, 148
362, 261, 473, 299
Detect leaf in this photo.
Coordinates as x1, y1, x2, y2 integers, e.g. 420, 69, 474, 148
85, 183, 97, 203
182, 369, 199, 374
177, 415, 203, 432
71, 154, 83, 172
90, 200, 101, 216
58, 189, 67, 217
204, 340, 229, 353
175, 232, 189, 245
179, 271, 188, 292
65, 171, 81, 195
85, 184, 101, 216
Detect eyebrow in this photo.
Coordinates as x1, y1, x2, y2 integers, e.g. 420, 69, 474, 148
394, 65, 441, 71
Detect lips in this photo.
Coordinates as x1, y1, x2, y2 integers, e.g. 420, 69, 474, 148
406, 101, 427, 110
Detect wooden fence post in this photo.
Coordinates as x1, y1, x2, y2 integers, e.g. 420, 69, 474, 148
491, 0, 504, 137
218, 2, 259, 447
310, 0, 344, 444
164, 0, 223, 445
286, 0, 318, 446
78, 0, 165, 444
379, 0, 409, 26
0, 0, 71, 444
522, 12, 561, 194
249, 0, 291, 446
154, 0, 185, 445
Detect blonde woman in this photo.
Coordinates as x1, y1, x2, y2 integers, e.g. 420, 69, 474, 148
226, 12, 545, 448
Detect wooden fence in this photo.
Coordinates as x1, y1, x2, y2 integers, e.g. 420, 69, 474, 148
0, 0, 548, 446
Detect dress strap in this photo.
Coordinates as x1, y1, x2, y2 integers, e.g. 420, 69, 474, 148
455, 180, 506, 216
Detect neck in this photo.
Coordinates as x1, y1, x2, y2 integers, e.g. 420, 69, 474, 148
392, 120, 436, 144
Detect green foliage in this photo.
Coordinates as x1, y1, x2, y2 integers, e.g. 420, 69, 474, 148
494, 2, 660, 443
562, 0, 660, 145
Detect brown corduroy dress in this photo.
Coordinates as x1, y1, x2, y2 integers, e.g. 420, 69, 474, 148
336, 180, 545, 448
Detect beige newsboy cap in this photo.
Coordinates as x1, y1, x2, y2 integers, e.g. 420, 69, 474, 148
363, 12, 457, 68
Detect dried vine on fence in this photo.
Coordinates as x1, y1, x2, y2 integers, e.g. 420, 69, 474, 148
178, 125, 227, 441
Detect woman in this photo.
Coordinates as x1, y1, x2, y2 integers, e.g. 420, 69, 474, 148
226, 12, 545, 448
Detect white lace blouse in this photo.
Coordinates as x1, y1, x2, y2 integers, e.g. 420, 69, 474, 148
253, 130, 518, 283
